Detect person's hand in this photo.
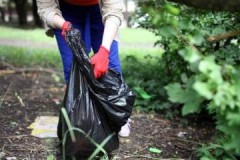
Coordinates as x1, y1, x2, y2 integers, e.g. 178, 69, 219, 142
90, 46, 109, 78
61, 21, 72, 39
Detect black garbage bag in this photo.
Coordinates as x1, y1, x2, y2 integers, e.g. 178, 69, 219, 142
58, 28, 135, 158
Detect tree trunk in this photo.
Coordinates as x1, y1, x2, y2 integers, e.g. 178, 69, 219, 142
13, 0, 28, 26
7, 0, 13, 22
0, 7, 5, 22
124, 0, 131, 28
32, 0, 42, 27
168, 0, 240, 12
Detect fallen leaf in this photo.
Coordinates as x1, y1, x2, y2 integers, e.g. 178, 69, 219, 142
149, 147, 162, 154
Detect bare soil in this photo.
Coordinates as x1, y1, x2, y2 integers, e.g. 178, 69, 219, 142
0, 63, 216, 160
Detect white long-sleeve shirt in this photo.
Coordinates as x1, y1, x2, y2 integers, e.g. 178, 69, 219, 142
36, 0, 124, 38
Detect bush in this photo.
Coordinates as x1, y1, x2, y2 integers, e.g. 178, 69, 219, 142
122, 54, 175, 113
133, 0, 240, 158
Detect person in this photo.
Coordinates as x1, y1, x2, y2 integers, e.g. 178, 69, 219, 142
36, 0, 131, 137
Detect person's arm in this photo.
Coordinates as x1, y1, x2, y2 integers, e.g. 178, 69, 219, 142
37, 0, 63, 28
101, 19, 118, 51
90, 0, 124, 78
53, 14, 65, 29
37, 0, 71, 38
100, 0, 124, 50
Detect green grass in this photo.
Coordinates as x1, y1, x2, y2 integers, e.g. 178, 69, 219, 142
0, 26, 162, 67
119, 28, 158, 44
0, 45, 61, 68
0, 26, 157, 46
0, 26, 56, 44
0, 45, 162, 67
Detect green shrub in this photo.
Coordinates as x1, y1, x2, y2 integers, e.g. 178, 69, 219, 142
134, 0, 240, 158
122, 54, 174, 112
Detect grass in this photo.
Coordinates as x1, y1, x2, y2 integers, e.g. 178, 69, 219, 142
119, 28, 158, 44
0, 26, 56, 44
0, 45, 61, 68
0, 25, 162, 67
0, 45, 162, 68
0, 26, 157, 46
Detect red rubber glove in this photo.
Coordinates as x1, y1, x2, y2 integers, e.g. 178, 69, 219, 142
61, 21, 72, 39
90, 46, 109, 78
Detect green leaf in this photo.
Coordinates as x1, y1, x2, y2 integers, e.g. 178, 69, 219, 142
188, 32, 205, 46
134, 87, 151, 100
152, 14, 161, 25
212, 27, 226, 35
200, 157, 214, 160
182, 99, 202, 116
198, 56, 217, 72
159, 25, 177, 38
166, 83, 203, 104
181, 73, 188, 83
198, 57, 223, 84
193, 81, 213, 100
165, 83, 188, 103
166, 82, 204, 116
214, 148, 224, 156
233, 81, 240, 98
179, 47, 201, 63
61, 108, 76, 142
178, 18, 193, 30
164, 4, 181, 15
149, 147, 162, 154
226, 113, 240, 126
47, 155, 56, 160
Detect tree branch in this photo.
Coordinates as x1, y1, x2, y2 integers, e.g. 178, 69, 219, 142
207, 28, 240, 42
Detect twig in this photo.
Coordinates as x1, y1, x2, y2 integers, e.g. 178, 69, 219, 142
0, 68, 59, 76
207, 28, 240, 42
8, 144, 45, 151
124, 154, 161, 159
14, 148, 38, 152
0, 61, 15, 69
1, 144, 5, 150
136, 134, 155, 140
1, 149, 12, 155
0, 82, 13, 108
6, 138, 13, 144
0, 70, 18, 75
169, 136, 203, 146
132, 146, 148, 155
35, 111, 58, 115
0, 134, 32, 139
15, 92, 25, 107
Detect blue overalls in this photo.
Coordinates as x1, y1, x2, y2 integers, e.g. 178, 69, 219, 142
54, 0, 121, 82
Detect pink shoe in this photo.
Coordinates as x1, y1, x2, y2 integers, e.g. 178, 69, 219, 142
118, 119, 131, 137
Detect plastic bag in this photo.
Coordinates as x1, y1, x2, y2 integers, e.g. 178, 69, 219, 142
58, 29, 135, 158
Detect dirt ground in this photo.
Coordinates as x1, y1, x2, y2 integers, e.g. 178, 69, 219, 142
0, 62, 216, 160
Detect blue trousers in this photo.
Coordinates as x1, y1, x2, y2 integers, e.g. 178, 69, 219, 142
54, 2, 121, 82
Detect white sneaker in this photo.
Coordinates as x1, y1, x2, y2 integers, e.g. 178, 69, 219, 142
118, 119, 131, 137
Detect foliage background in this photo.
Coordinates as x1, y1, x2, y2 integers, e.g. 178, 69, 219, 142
124, 0, 240, 159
